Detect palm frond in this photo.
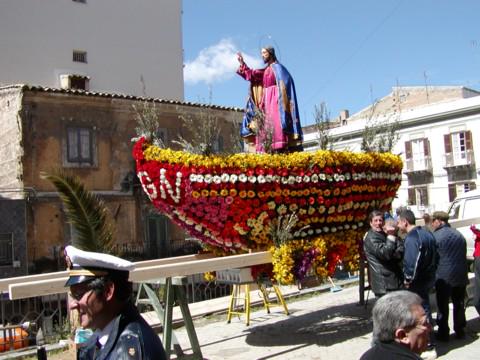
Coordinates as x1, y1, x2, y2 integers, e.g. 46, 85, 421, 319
41, 171, 115, 253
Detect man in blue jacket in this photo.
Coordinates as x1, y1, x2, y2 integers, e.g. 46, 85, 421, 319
431, 211, 468, 341
397, 209, 438, 352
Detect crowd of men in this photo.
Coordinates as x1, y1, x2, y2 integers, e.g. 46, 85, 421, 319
361, 207, 476, 359
61, 205, 477, 360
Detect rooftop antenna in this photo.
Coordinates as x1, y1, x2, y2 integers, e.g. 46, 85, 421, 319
394, 78, 402, 113
423, 71, 430, 104
208, 84, 213, 104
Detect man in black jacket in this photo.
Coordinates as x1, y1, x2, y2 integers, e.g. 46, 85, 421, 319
431, 211, 468, 341
65, 245, 167, 360
363, 210, 404, 298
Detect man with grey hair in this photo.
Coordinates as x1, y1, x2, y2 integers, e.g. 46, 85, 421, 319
360, 290, 432, 359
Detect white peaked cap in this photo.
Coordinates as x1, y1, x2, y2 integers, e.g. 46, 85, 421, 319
65, 245, 135, 271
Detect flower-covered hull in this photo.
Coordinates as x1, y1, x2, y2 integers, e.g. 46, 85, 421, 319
133, 138, 403, 283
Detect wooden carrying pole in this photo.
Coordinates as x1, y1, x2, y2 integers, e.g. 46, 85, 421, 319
7, 251, 272, 300
0, 253, 215, 294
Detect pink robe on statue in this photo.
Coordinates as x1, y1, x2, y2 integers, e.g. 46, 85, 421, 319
237, 63, 288, 152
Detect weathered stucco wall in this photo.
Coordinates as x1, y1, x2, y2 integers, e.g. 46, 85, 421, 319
13, 89, 242, 271
0, 87, 24, 199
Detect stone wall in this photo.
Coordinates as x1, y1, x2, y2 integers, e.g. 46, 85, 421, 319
0, 87, 24, 199
10, 88, 242, 270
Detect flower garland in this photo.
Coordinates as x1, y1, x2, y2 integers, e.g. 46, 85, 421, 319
133, 138, 402, 283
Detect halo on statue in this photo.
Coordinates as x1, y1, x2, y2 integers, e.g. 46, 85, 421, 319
258, 35, 282, 62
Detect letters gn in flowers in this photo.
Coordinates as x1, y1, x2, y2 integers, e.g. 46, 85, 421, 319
133, 137, 402, 284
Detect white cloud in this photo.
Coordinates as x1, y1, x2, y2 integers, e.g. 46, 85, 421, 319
184, 38, 262, 85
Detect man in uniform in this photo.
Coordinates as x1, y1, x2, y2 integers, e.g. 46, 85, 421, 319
65, 245, 167, 360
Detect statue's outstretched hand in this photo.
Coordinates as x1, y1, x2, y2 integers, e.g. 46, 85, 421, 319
237, 52, 244, 65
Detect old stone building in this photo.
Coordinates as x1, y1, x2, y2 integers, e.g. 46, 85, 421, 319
0, 84, 242, 277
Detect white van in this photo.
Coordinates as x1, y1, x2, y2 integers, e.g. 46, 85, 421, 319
447, 189, 480, 263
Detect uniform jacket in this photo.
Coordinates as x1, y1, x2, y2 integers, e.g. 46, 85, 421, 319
360, 341, 423, 360
78, 303, 166, 360
433, 223, 468, 286
363, 229, 404, 296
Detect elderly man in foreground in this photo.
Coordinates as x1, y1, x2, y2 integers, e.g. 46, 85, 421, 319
360, 290, 432, 359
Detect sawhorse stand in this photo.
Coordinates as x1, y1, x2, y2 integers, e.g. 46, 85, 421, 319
226, 282, 289, 326
136, 277, 202, 360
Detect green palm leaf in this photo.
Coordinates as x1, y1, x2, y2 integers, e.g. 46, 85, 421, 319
41, 171, 115, 253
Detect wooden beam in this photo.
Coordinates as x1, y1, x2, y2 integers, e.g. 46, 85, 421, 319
0, 271, 68, 293
9, 277, 68, 299
130, 251, 272, 283
1, 253, 214, 293
134, 253, 215, 267
8, 251, 272, 300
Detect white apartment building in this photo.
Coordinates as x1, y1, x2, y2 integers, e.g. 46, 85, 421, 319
303, 86, 480, 217
0, 0, 183, 100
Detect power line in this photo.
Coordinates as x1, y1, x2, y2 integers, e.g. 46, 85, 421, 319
303, 0, 405, 111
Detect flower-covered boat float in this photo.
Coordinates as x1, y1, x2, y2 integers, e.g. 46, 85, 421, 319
133, 137, 402, 284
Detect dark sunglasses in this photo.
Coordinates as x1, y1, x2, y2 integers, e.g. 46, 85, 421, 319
70, 281, 95, 301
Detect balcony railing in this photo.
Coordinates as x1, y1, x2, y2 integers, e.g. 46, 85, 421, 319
404, 156, 432, 173
443, 150, 475, 168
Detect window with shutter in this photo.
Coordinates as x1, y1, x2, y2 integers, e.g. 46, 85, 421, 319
423, 138, 430, 156
444, 134, 452, 153
405, 141, 412, 159
465, 130, 473, 150
408, 188, 416, 205
66, 127, 94, 165
448, 184, 457, 202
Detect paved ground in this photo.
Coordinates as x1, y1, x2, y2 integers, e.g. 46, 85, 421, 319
173, 285, 480, 360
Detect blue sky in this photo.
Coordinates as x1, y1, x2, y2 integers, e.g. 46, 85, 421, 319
182, 0, 480, 125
